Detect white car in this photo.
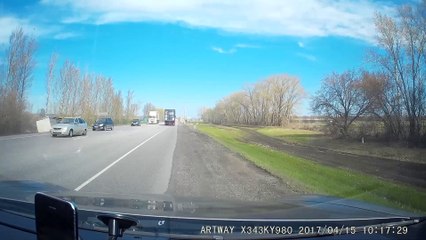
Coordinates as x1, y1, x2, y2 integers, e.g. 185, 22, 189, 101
50, 117, 88, 137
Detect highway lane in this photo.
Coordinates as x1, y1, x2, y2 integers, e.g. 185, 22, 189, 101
79, 124, 177, 194
0, 124, 176, 194
0, 123, 297, 201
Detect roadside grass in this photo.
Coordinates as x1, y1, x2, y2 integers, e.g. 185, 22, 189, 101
197, 124, 426, 214
255, 127, 426, 163
256, 127, 323, 144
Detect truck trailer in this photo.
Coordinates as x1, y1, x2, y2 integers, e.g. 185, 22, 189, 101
164, 109, 176, 126
148, 111, 159, 124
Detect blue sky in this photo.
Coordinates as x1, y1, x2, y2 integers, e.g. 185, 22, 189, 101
0, 0, 410, 117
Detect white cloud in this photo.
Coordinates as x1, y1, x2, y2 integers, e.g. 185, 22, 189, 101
0, 16, 58, 45
61, 15, 91, 24
235, 43, 260, 49
41, 0, 398, 43
0, 17, 31, 45
212, 46, 235, 54
212, 43, 259, 54
53, 32, 79, 40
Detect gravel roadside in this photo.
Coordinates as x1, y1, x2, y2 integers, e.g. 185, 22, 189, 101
166, 124, 304, 201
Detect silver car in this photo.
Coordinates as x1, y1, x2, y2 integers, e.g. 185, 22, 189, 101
50, 117, 88, 137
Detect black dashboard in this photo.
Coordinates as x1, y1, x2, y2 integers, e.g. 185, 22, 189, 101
1, 209, 425, 240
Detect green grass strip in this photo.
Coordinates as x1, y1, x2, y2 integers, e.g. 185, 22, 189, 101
197, 124, 426, 214
256, 127, 322, 144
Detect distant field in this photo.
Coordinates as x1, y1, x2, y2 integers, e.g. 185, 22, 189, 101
197, 124, 426, 214
256, 127, 323, 144
255, 127, 426, 163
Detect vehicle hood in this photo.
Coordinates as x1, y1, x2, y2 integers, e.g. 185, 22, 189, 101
51, 123, 72, 128
0, 180, 418, 219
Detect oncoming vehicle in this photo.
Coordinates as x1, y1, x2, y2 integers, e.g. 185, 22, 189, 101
92, 117, 114, 131
148, 111, 159, 124
131, 119, 141, 126
50, 117, 88, 137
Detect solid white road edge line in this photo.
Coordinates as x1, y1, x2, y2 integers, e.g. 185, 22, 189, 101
74, 129, 165, 191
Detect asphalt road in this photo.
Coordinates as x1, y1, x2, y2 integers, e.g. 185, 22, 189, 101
0, 124, 297, 201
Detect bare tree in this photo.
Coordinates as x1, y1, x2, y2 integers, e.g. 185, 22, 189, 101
143, 102, 155, 117
93, 76, 114, 116
266, 75, 305, 126
312, 70, 370, 137
0, 28, 37, 134
45, 53, 57, 114
6, 27, 37, 101
361, 71, 405, 139
371, 1, 426, 143
79, 73, 95, 122
125, 90, 134, 120
225, 92, 246, 124
202, 74, 304, 126
111, 90, 124, 124
91, 75, 103, 115
199, 107, 212, 122
131, 104, 139, 118
57, 60, 81, 116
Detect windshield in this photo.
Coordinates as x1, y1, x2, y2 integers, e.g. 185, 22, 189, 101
0, 0, 425, 232
59, 118, 74, 124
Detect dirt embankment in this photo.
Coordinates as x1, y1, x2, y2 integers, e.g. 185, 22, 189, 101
240, 128, 426, 189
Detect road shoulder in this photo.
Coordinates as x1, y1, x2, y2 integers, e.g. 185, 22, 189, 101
167, 124, 303, 201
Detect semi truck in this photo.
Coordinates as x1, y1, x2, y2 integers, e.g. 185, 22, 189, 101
148, 111, 159, 124
164, 109, 176, 126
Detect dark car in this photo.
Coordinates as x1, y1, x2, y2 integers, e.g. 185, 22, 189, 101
92, 117, 114, 131
131, 119, 141, 126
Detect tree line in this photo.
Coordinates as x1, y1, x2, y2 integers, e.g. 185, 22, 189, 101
45, 54, 140, 125
0, 27, 141, 135
201, 74, 305, 126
